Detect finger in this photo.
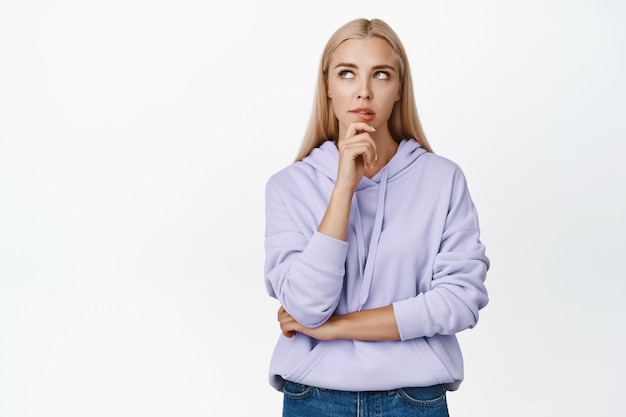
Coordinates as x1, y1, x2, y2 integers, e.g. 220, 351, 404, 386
339, 140, 377, 169
277, 306, 291, 321
279, 318, 298, 338
278, 309, 295, 327
345, 123, 376, 139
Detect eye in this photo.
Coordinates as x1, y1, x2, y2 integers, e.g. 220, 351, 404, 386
339, 70, 354, 79
373, 71, 390, 80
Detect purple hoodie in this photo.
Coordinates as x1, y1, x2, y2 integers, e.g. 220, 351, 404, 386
264, 139, 489, 392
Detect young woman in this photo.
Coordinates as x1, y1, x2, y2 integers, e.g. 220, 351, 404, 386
264, 18, 489, 416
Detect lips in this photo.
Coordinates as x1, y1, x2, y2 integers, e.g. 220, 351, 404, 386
350, 107, 375, 115
350, 107, 376, 121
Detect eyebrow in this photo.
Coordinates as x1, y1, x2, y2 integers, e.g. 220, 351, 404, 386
333, 63, 397, 72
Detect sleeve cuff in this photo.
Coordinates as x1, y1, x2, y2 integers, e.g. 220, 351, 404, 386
393, 296, 428, 341
301, 231, 349, 272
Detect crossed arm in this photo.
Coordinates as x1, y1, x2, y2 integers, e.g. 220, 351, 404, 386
277, 304, 401, 341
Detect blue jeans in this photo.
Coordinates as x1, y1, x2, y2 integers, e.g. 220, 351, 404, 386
282, 380, 449, 417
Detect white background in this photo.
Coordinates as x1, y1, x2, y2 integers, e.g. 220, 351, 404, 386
1, 0, 625, 416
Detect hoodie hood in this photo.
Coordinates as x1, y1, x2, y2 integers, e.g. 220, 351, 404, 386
302, 139, 427, 309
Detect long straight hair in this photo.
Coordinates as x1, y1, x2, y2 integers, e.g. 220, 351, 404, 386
294, 18, 433, 162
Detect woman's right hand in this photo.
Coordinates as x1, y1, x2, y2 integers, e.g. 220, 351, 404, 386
335, 122, 377, 191
317, 122, 377, 241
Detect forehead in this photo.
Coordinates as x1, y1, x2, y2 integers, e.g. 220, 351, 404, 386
330, 37, 397, 67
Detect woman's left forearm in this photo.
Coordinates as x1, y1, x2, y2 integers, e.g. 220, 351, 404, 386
279, 305, 401, 341
329, 305, 400, 341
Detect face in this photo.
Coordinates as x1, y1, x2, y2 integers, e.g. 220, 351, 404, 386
327, 36, 401, 139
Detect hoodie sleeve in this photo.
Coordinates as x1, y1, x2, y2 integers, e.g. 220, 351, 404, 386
264, 176, 349, 328
392, 166, 490, 340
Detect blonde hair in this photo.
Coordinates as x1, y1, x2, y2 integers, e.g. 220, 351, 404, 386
295, 18, 433, 162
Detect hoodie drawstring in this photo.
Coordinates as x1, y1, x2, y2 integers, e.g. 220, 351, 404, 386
357, 167, 389, 310
351, 202, 366, 280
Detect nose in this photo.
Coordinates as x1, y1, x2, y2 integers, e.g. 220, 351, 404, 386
357, 79, 372, 100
